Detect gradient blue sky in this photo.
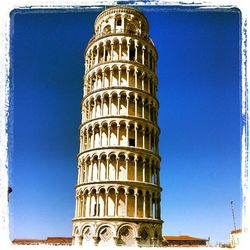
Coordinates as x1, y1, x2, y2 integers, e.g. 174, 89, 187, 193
9, 5, 241, 245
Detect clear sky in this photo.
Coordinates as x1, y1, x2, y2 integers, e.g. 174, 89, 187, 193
9, 5, 241, 246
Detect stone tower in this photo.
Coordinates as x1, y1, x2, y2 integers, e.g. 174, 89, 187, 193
72, 6, 162, 247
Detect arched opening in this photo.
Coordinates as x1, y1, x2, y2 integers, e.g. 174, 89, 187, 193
99, 188, 106, 217
110, 94, 117, 116
120, 94, 127, 115
118, 154, 126, 180
117, 188, 126, 216
127, 189, 135, 217
137, 156, 143, 181
107, 188, 115, 216
100, 155, 107, 181
119, 122, 126, 146
110, 123, 117, 146
103, 24, 111, 35
101, 123, 108, 147
121, 39, 128, 60
109, 155, 116, 180
103, 94, 109, 115
137, 190, 143, 217
92, 157, 98, 181
90, 189, 97, 216
127, 155, 135, 180
113, 39, 119, 60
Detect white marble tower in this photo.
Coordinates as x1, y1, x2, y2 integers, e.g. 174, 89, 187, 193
72, 6, 162, 247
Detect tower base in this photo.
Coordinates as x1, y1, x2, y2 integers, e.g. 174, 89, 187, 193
72, 219, 162, 247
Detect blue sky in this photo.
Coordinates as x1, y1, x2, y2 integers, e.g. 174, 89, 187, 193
9, 5, 241, 245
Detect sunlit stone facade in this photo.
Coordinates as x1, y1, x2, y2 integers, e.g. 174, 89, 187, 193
72, 6, 162, 247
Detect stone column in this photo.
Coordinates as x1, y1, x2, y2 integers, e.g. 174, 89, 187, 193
77, 166, 80, 184
135, 94, 138, 117
148, 103, 151, 121
142, 160, 146, 182
110, 69, 113, 87
102, 71, 105, 88
75, 195, 78, 217
91, 159, 94, 181
108, 125, 111, 146
80, 196, 83, 217
149, 130, 151, 150
91, 130, 94, 149
105, 192, 108, 216
142, 128, 145, 149
88, 193, 92, 217
143, 191, 146, 218
117, 96, 121, 115
115, 192, 118, 216
99, 126, 102, 147
96, 45, 99, 64
118, 68, 121, 86
103, 44, 106, 62
126, 157, 129, 180
126, 96, 130, 115
106, 157, 110, 180
142, 99, 145, 119
149, 193, 152, 218
154, 167, 157, 184
97, 158, 100, 180
126, 124, 129, 146
86, 130, 89, 149
101, 98, 104, 116
117, 125, 120, 145
134, 190, 138, 217
88, 102, 91, 120
135, 123, 138, 147
125, 191, 128, 216
116, 158, 119, 180
134, 68, 138, 88
134, 157, 138, 181
111, 43, 114, 61
121, 15, 125, 31
142, 45, 145, 65
96, 193, 100, 216
119, 42, 122, 60
148, 161, 152, 183
94, 98, 97, 119
127, 42, 130, 60
148, 51, 150, 69
126, 67, 130, 86
85, 163, 88, 182
135, 40, 138, 62
109, 95, 112, 115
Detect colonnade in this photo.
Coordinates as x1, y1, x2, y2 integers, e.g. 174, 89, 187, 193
80, 120, 159, 152
83, 90, 158, 123
77, 153, 160, 185
85, 37, 156, 73
75, 186, 161, 220
84, 64, 157, 97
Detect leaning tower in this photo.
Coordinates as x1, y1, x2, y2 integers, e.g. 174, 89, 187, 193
72, 6, 162, 247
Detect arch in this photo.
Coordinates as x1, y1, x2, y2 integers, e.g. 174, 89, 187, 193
107, 188, 116, 216
127, 189, 135, 217
82, 225, 94, 245
103, 24, 111, 35
117, 224, 136, 246
97, 225, 114, 246
98, 188, 106, 217
117, 188, 126, 216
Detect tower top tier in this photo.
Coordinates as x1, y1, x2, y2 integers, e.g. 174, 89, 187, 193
94, 6, 149, 37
